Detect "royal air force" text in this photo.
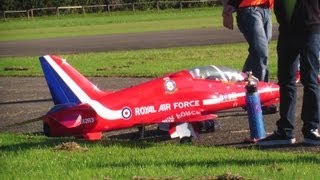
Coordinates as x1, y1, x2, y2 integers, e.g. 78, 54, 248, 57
134, 100, 200, 116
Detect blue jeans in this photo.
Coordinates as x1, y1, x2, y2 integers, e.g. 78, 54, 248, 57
276, 30, 320, 137
236, 7, 272, 82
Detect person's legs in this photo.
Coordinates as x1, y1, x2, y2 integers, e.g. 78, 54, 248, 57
236, 7, 271, 82
300, 33, 320, 145
263, 8, 272, 81
256, 30, 299, 146
276, 31, 301, 138
237, 7, 277, 114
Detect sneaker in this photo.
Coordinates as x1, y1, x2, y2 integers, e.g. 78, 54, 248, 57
256, 131, 296, 146
303, 129, 320, 145
261, 105, 278, 115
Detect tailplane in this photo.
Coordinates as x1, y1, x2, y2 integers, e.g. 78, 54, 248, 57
40, 55, 104, 105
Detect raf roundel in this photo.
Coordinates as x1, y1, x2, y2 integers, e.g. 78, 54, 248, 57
121, 107, 132, 119
164, 79, 177, 93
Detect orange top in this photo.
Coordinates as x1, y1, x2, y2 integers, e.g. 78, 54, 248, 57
239, 0, 274, 8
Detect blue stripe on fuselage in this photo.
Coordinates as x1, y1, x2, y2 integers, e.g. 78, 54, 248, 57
40, 56, 81, 105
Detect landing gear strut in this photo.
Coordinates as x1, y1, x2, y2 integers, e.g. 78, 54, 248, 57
138, 126, 145, 139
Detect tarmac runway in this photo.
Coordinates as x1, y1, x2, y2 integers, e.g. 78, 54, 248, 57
0, 27, 278, 57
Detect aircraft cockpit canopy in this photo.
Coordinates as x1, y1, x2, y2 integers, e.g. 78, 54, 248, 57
188, 65, 246, 82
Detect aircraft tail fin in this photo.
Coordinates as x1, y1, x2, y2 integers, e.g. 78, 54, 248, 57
40, 55, 104, 105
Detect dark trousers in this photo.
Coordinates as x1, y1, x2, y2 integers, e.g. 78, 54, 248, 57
276, 29, 320, 137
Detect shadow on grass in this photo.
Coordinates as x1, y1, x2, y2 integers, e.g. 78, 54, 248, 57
87, 153, 320, 170
213, 141, 320, 154
0, 132, 159, 153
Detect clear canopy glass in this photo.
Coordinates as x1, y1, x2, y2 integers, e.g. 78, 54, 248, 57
188, 65, 247, 82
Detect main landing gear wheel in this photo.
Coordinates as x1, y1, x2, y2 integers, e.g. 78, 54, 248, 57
180, 136, 192, 144
198, 120, 216, 133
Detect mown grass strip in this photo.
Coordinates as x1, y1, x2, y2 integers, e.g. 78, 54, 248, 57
0, 8, 222, 41
0, 41, 278, 79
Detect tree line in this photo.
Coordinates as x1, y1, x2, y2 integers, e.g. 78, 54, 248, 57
1, 0, 219, 11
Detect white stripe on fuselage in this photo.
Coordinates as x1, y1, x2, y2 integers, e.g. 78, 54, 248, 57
44, 55, 122, 120
202, 87, 278, 105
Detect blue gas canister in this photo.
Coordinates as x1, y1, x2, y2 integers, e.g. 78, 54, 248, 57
245, 72, 266, 142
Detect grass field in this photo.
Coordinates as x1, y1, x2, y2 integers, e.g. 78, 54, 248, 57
0, 7, 222, 41
2, 7, 318, 180
1, 133, 320, 179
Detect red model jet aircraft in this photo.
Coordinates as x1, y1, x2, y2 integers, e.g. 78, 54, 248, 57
40, 55, 279, 141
